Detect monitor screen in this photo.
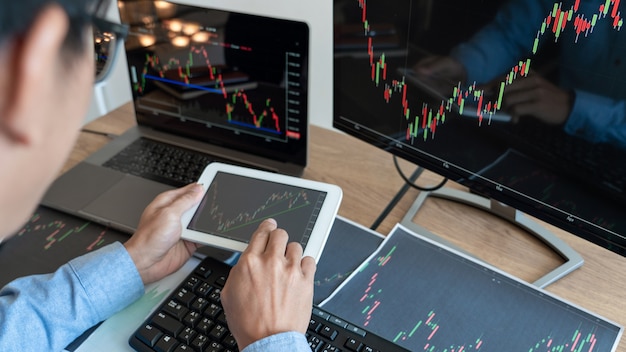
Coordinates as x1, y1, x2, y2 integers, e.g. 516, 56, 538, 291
118, 0, 309, 166
333, 0, 626, 256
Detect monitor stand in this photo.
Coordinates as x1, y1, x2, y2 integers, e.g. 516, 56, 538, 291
400, 187, 584, 288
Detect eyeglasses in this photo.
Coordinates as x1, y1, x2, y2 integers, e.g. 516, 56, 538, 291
93, 16, 129, 82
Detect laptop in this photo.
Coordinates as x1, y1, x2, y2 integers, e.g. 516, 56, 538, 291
42, 1, 310, 234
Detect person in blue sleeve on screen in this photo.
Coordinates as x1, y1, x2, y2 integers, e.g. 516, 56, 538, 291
414, 0, 626, 149
0, 0, 313, 351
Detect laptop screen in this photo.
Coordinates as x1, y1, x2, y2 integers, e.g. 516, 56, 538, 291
118, 1, 309, 166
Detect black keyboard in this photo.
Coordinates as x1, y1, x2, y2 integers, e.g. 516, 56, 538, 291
128, 256, 409, 352
103, 138, 215, 188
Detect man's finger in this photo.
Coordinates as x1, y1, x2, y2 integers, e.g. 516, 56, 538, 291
146, 183, 203, 210
265, 228, 289, 257
285, 241, 304, 265
246, 218, 277, 254
301, 256, 317, 280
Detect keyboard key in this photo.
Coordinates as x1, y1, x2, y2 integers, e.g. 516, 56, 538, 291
214, 275, 227, 287
183, 310, 202, 328
136, 324, 163, 347
216, 311, 228, 326
175, 288, 196, 307
183, 276, 200, 290
208, 288, 222, 303
196, 282, 214, 297
190, 334, 209, 351
163, 299, 189, 320
344, 337, 363, 352
196, 317, 215, 335
205, 341, 224, 352
178, 327, 197, 346
173, 344, 192, 352
152, 312, 184, 336
191, 297, 209, 312
194, 265, 212, 279
308, 335, 323, 352
320, 325, 338, 340
204, 303, 222, 319
209, 324, 228, 341
346, 324, 367, 337
329, 316, 348, 329
321, 344, 342, 352
155, 334, 178, 352
312, 307, 331, 321
222, 333, 237, 349
309, 318, 322, 333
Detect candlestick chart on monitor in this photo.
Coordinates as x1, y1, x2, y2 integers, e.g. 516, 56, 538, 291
350, 0, 624, 142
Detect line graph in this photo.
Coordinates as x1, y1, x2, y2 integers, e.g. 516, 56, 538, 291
16, 210, 119, 252
133, 45, 285, 135
320, 225, 621, 351
208, 182, 311, 233
227, 91, 281, 133
122, 2, 310, 147
188, 172, 326, 247
355, 0, 624, 140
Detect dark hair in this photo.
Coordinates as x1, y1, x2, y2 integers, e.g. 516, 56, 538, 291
0, 0, 105, 53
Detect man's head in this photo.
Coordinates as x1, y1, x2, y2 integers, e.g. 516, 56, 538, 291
1, 1, 104, 53
0, 0, 111, 239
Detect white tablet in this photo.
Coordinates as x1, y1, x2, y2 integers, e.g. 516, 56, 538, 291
181, 162, 343, 262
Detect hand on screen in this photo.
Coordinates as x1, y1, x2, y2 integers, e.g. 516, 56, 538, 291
413, 55, 468, 91
221, 218, 316, 350
500, 70, 572, 125
124, 183, 205, 284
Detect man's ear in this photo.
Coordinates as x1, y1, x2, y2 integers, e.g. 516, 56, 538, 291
0, 4, 70, 145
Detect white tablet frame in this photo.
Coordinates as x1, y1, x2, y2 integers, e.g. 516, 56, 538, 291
181, 162, 342, 262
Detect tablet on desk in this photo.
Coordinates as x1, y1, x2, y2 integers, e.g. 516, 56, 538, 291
181, 162, 343, 262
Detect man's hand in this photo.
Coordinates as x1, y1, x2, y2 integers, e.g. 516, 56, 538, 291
124, 183, 204, 285
501, 71, 572, 125
221, 218, 316, 350
414, 55, 467, 90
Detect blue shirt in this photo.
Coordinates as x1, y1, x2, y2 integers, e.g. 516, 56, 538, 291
450, 0, 626, 149
0, 242, 309, 351
243, 332, 310, 352
0, 242, 144, 351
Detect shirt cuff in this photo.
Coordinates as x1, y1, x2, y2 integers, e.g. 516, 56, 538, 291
68, 242, 144, 322
241, 331, 309, 352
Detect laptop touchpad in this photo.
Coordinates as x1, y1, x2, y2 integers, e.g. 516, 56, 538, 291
82, 175, 173, 232
42, 163, 124, 211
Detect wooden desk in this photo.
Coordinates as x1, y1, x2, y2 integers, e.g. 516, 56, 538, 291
74, 103, 626, 350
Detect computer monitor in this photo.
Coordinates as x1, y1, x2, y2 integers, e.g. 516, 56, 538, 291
333, 0, 626, 283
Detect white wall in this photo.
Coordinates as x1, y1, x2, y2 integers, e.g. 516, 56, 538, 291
85, 0, 334, 130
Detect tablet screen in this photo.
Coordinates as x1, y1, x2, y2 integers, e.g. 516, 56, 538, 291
187, 171, 328, 248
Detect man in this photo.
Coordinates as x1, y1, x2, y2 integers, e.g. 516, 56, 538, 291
0, 0, 313, 350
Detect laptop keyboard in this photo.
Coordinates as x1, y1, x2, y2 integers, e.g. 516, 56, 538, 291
128, 256, 409, 352
103, 138, 215, 188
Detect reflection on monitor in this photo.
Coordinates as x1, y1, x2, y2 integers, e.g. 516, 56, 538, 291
334, 0, 626, 258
